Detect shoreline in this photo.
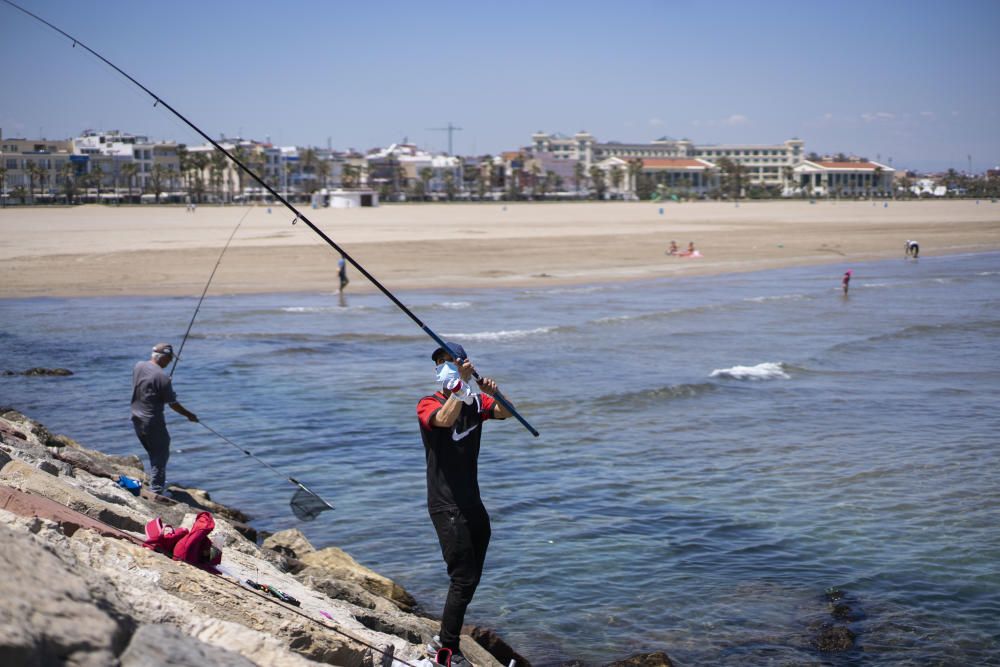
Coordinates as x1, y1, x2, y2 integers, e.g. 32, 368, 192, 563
2, 200, 999, 299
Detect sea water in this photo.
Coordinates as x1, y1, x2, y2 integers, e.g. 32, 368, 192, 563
2, 253, 998, 666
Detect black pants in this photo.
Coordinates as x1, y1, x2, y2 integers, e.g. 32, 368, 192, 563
132, 417, 170, 493
430, 504, 491, 650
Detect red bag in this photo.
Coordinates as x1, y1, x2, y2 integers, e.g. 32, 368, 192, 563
171, 511, 222, 574
142, 517, 189, 556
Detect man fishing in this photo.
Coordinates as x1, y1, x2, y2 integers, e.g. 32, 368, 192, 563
417, 342, 511, 667
131, 343, 198, 495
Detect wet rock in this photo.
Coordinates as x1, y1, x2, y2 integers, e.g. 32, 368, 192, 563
120, 623, 257, 667
20, 367, 75, 376
167, 485, 251, 524
299, 545, 418, 612
0, 523, 134, 666
604, 651, 676, 667
813, 624, 856, 651
463, 625, 533, 667
264, 527, 317, 560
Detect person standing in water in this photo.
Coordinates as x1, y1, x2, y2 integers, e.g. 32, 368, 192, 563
842, 270, 852, 295
338, 253, 350, 293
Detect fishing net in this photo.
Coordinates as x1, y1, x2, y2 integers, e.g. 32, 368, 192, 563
290, 485, 333, 521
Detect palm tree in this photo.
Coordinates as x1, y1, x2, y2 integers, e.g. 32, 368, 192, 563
210, 151, 227, 202
89, 163, 104, 199
443, 171, 457, 201
60, 162, 77, 204
573, 161, 586, 196
589, 165, 606, 199
341, 164, 357, 189
121, 163, 138, 204
27, 162, 43, 203
300, 148, 318, 194
419, 167, 433, 201
626, 159, 643, 199
150, 164, 168, 203
529, 162, 542, 198
609, 165, 624, 198
0, 165, 6, 206
316, 159, 331, 192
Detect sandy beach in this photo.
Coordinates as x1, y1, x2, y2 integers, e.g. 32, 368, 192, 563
1, 200, 998, 298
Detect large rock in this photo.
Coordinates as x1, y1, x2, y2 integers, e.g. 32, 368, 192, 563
299, 546, 417, 612
264, 527, 316, 560
120, 623, 256, 667
0, 522, 133, 667
0, 459, 148, 533
463, 625, 533, 667
605, 651, 676, 666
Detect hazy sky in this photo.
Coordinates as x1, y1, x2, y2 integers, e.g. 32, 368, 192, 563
2, 0, 998, 171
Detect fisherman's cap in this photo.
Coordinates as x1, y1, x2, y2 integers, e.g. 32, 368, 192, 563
152, 343, 175, 356
431, 342, 467, 363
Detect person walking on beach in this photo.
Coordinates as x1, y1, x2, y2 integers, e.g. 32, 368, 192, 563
131, 343, 198, 495
905, 239, 920, 258
842, 270, 852, 295
417, 342, 511, 667
338, 253, 350, 293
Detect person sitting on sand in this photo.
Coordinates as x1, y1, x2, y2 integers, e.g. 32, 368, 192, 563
679, 242, 702, 258
666, 240, 679, 255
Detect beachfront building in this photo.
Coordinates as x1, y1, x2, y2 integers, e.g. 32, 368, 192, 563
530, 131, 805, 192
793, 159, 895, 197
74, 130, 181, 200
0, 135, 75, 203
366, 143, 462, 200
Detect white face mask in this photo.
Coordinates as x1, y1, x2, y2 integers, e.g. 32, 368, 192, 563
435, 361, 460, 384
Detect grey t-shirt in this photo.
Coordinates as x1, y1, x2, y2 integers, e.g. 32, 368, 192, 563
130, 360, 177, 422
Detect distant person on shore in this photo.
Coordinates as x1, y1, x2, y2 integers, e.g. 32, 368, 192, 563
338, 253, 350, 293
905, 239, 920, 258
842, 270, 852, 295
417, 342, 511, 667
666, 240, 679, 255
130, 343, 198, 495
679, 241, 702, 258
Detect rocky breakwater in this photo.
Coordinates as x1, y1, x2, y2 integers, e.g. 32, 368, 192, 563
0, 408, 505, 667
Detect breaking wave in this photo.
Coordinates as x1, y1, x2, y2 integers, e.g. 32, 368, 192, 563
710, 362, 790, 381
443, 326, 563, 342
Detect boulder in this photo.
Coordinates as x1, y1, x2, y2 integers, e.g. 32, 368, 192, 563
0, 523, 133, 666
605, 651, 676, 666
120, 623, 257, 667
263, 528, 316, 560
166, 485, 251, 524
812, 624, 856, 652
0, 459, 149, 533
299, 545, 417, 612
463, 625, 533, 667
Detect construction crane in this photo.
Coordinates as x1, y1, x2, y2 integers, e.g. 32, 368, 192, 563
427, 122, 463, 155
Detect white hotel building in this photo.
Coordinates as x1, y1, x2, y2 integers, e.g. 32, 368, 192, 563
532, 131, 804, 185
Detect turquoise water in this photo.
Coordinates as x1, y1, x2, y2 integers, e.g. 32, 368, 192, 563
2, 253, 999, 665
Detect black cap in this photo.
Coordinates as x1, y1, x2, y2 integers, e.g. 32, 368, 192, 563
431, 341, 467, 363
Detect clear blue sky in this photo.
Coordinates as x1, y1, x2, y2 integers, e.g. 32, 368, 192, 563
2, 0, 998, 172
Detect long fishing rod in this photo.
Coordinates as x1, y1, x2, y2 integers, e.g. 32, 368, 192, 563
199, 420, 335, 515
4, 0, 539, 437
170, 204, 254, 378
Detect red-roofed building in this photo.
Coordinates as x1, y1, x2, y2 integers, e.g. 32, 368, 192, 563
793, 159, 894, 196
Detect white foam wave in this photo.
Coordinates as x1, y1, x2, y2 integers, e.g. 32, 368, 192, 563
444, 326, 557, 342
745, 294, 805, 303
438, 301, 472, 309
976, 271, 999, 277
710, 362, 789, 381
282, 307, 324, 313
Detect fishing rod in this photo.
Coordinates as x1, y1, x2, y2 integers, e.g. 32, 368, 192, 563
198, 420, 335, 520
170, 204, 254, 378
3, 0, 539, 437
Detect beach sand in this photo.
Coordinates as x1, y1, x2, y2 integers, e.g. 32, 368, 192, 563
1, 200, 998, 298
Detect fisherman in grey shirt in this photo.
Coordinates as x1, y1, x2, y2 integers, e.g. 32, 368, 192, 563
131, 343, 198, 494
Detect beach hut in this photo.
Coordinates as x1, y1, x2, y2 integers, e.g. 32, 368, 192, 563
328, 188, 379, 208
